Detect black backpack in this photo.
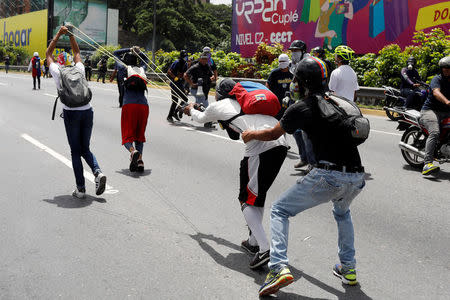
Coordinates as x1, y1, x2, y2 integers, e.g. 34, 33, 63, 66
52, 66, 92, 120
316, 93, 370, 145
124, 66, 148, 92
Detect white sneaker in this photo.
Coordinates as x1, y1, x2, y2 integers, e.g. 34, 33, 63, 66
72, 188, 86, 199
95, 173, 107, 195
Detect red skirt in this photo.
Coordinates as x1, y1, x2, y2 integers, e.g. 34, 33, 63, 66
121, 104, 149, 145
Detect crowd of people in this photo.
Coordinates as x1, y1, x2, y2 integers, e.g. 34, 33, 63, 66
9, 25, 449, 297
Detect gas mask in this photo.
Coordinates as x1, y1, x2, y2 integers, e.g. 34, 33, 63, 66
407, 64, 414, 70
291, 51, 304, 65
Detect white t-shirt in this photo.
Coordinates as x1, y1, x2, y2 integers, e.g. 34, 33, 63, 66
49, 62, 92, 111
328, 65, 359, 101
190, 99, 288, 157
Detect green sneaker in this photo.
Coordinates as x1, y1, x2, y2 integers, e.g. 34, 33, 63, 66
422, 163, 440, 175
259, 267, 294, 296
333, 264, 357, 285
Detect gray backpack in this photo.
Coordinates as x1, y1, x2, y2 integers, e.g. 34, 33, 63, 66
52, 66, 92, 120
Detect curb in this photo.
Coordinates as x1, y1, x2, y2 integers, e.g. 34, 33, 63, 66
360, 108, 386, 117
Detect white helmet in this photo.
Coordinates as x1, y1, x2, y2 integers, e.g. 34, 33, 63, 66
203, 46, 211, 53
33, 52, 39, 57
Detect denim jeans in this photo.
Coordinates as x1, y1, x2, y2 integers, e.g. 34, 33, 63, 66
191, 88, 209, 108
268, 167, 365, 272
63, 108, 101, 189
293, 129, 316, 164
420, 109, 450, 163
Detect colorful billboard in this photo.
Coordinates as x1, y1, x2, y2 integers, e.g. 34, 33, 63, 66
232, 0, 450, 57
52, 0, 107, 49
0, 9, 48, 57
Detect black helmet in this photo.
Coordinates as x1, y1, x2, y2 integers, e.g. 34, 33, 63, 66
122, 52, 138, 66
407, 56, 416, 65
312, 46, 325, 58
295, 56, 328, 92
289, 40, 306, 52
179, 50, 188, 59
216, 78, 236, 101
439, 56, 450, 69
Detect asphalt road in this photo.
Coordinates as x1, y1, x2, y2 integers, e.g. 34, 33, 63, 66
0, 72, 448, 299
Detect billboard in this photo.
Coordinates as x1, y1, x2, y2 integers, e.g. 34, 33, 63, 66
0, 9, 48, 57
232, 0, 450, 57
52, 0, 107, 49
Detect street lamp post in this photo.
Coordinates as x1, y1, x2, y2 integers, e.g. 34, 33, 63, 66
152, 0, 156, 63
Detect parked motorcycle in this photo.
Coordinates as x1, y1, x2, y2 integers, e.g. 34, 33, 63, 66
383, 84, 428, 121
397, 110, 450, 168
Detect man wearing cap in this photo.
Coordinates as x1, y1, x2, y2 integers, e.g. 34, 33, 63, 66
184, 52, 215, 127
28, 52, 42, 90
203, 46, 218, 82
266, 54, 293, 120
183, 78, 288, 269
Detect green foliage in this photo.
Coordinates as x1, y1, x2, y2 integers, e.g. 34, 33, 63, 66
0, 41, 29, 65
350, 53, 376, 85
375, 44, 406, 87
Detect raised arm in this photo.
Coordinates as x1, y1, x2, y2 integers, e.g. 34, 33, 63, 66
46, 26, 68, 65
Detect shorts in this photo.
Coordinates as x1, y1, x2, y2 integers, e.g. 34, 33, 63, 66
239, 145, 287, 207
121, 103, 149, 145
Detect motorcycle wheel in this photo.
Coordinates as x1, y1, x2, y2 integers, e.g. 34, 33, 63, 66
400, 126, 426, 169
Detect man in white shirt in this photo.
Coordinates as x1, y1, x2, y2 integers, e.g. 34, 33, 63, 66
46, 25, 106, 199
183, 79, 288, 269
328, 45, 359, 101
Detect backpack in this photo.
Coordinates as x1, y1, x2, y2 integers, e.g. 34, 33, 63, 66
124, 66, 148, 92
229, 81, 280, 116
34, 57, 40, 70
316, 93, 370, 145
52, 66, 92, 120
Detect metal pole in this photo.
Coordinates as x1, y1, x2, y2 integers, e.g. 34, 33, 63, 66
152, 0, 156, 63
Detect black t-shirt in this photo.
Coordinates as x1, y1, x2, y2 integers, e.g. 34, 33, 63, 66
280, 96, 362, 167
400, 67, 421, 89
267, 68, 293, 101
422, 75, 450, 112
186, 62, 213, 90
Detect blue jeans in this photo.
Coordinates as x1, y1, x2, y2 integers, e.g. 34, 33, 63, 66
293, 129, 316, 164
63, 109, 101, 189
191, 88, 209, 108
268, 167, 365, 272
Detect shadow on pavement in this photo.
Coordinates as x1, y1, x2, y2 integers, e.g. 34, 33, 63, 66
189, 233, 372, 300
116, 169, 152, 178
170, 121, 218, 132
402, 165, 450, 181
43, 194, 106, 209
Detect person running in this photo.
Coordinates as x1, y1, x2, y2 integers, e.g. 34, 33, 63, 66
84, 55, 92, 81
28, 52, 41, 90
329, 45, 359, 101
266, 54, 292, 120
242, 57, 366, 296
46, 25, 107, 198
167, 50, 188, 122
113, 47, 150, 172
183, 79, 288, 269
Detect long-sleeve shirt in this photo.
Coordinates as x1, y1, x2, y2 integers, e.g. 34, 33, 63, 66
400, 67, 421, 89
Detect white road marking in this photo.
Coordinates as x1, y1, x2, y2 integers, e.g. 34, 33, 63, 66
370, 129, 402, 137
21, 133, 118, 195
179, 126, 244, 144
44, 93, 57, 98
0, 82, 7, 86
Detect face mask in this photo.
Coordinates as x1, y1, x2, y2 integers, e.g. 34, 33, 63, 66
407, 64, 414, 70
292, 52, 303, 64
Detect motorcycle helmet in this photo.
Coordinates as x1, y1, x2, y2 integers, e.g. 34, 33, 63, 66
407, 56, 416, 70
438, 56, 450, 69
294, 56, 328, 92
289, 40, 306, 52
33, 52, 39, 57
122, 52, 138, 66
215, 78, 236, 101
334, 45, 355, 63
312, 46, 325, 58
179, 50, 188, 60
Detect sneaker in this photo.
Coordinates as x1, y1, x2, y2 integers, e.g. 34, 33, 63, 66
294, 160, 307, 169
95, 173, 107, 195
204, 122, 214, 128
241, 239, 259, 255
422, 162, 440, 175
137, 160, 144, 172
130, 150, 140, 172
249, 249, 270, 269
333, 264, 357, 285
72, 187, 86, 199
166, 116, 174, 123
259, 267, 294, 296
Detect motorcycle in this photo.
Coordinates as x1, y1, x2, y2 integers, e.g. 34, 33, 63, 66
397, 110, 450, 168
383, 83, 428, 121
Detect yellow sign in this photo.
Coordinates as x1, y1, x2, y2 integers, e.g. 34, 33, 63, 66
416, 2, 450, 31
0, 10, 48, 57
